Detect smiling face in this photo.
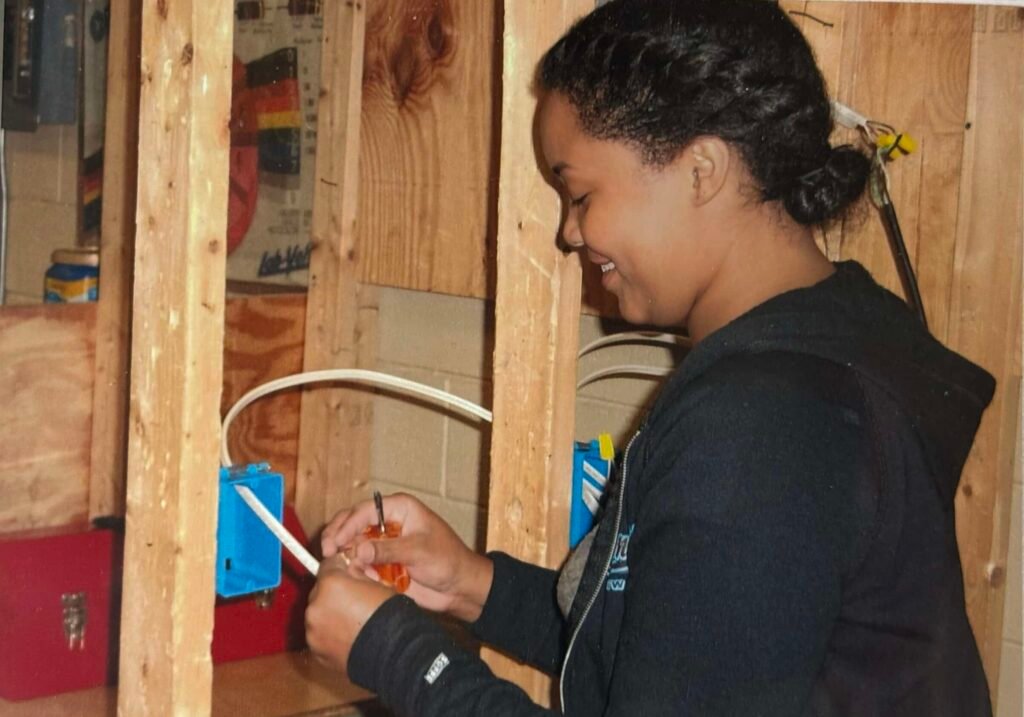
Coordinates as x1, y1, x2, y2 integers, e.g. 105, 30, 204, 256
538, 92, 726, 328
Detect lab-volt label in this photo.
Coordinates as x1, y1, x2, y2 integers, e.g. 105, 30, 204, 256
258, 241, 313, 276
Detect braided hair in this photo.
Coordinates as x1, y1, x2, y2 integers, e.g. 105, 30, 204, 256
539, 0, 870, 226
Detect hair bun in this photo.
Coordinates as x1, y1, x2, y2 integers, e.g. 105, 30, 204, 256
783, 145, 871, 226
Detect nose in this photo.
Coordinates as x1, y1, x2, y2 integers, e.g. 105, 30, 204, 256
562, 208, 584, 249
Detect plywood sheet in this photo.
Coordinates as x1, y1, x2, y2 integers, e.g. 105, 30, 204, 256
223, 294, 306, 501
0, 305, 95, 531
357, 0, 498, 300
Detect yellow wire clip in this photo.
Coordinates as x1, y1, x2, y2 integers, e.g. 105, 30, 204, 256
876, 132, 917, 160
598, 433, 615, 461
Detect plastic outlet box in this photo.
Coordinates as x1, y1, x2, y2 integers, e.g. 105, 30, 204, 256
216, 463, 284, 598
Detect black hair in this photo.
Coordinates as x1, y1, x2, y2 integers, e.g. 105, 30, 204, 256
539, 0, 870, 226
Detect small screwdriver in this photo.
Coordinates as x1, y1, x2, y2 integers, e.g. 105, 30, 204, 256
364, 491, 410, 593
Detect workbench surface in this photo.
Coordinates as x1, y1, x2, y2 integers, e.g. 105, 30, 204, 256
0, 651, 382, 716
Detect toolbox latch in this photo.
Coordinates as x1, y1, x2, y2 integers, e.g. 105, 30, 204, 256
61, 591, 87, 651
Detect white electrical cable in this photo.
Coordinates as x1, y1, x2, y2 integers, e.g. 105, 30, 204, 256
223, 359, 670, 572
831, 99, 870, 133
234, 484, 322, 576
577, 331, 688, 359
576, 365, 673, 390
220, 369, 493, 467
223, 369, 490, 580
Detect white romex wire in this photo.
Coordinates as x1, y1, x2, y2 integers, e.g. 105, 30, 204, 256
220, 369, 494, 467
234, 484, 321, 576
577, 331, 688, 359
577, 365, 672, 390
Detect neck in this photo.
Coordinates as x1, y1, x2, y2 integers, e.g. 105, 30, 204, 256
686, 204, 835, 343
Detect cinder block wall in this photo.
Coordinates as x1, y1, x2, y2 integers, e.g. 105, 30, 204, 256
367, 287, 675, 552
2, 126, 80, 304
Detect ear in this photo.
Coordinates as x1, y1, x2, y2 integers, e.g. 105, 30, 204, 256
687, 137, 732, 206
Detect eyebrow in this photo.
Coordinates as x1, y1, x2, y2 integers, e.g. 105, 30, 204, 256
552, 162, 569, 177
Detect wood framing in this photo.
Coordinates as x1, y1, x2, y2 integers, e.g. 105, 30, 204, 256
947, 5, 1023, 685
357, 0, 499, 299
88, 0, 142, 520
117, 0, 233, 712
483, 0, 591, 705
295, 0, 370, 535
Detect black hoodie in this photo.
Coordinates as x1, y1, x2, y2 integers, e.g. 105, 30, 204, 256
348, 261, 995, 716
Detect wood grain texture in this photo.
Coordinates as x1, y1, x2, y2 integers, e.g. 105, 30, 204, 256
357, 0, 498, 300
946, 5, 1023, 688
89, 0, 142, 520
0, 304, 95, 532
0, 297, 307, 538
222, 295, 307, 502
296, 0, 372, 537
788, 1, 1022, 690
0, 651, 373, 717
797, 2, 974, 344
117, 0, 232, 711
483, 0, 591, 705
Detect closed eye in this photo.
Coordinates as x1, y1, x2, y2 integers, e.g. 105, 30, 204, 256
570, 193, 589, 207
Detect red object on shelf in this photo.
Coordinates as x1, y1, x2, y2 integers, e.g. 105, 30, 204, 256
0, 524, 122, 701
211, 506, 314, 663
0, 506, 314, 700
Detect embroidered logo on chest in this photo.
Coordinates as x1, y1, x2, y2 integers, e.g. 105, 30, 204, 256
605, 523, 635, 592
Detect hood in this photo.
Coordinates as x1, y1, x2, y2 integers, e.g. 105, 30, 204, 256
662, 261, 996, 506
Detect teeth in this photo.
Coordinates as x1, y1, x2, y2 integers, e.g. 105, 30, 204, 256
600, 261, 616, 274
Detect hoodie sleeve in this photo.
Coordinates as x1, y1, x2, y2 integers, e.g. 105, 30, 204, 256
467, 551, 566, 673
595, 354, 874, 715
348, 595, 559, 717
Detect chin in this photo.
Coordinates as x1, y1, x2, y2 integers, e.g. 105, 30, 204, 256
617, 302, 652, 327
620, 302, 686, 330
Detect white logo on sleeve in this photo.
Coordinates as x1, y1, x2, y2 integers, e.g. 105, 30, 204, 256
424, 652, 450, 685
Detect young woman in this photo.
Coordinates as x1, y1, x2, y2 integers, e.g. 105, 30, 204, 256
305, 2, 995, 714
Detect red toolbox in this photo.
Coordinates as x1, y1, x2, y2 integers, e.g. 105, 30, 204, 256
0, 507, 314, 701
211, 506, 314, 663
0, 522, 122, 701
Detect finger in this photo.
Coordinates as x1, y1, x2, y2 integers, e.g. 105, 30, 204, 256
320, 508, 353, 557
329, 499, 385, 551
318, 553, 352, 577
331, 492, 418, 550
355, 534, 422, 567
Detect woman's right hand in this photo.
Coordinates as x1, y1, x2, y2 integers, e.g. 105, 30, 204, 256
320, 492, 494, 622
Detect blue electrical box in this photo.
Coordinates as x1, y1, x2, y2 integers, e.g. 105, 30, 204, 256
570, 435, 614, 548
216, 463, 284, 598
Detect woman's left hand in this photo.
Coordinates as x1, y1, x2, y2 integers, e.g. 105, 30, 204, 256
305, 555, 395, 674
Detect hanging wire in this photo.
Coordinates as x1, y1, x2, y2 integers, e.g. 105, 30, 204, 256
788, 10, 835, 28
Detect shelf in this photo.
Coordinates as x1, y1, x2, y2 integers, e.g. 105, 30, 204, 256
0, 651, 377, 717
